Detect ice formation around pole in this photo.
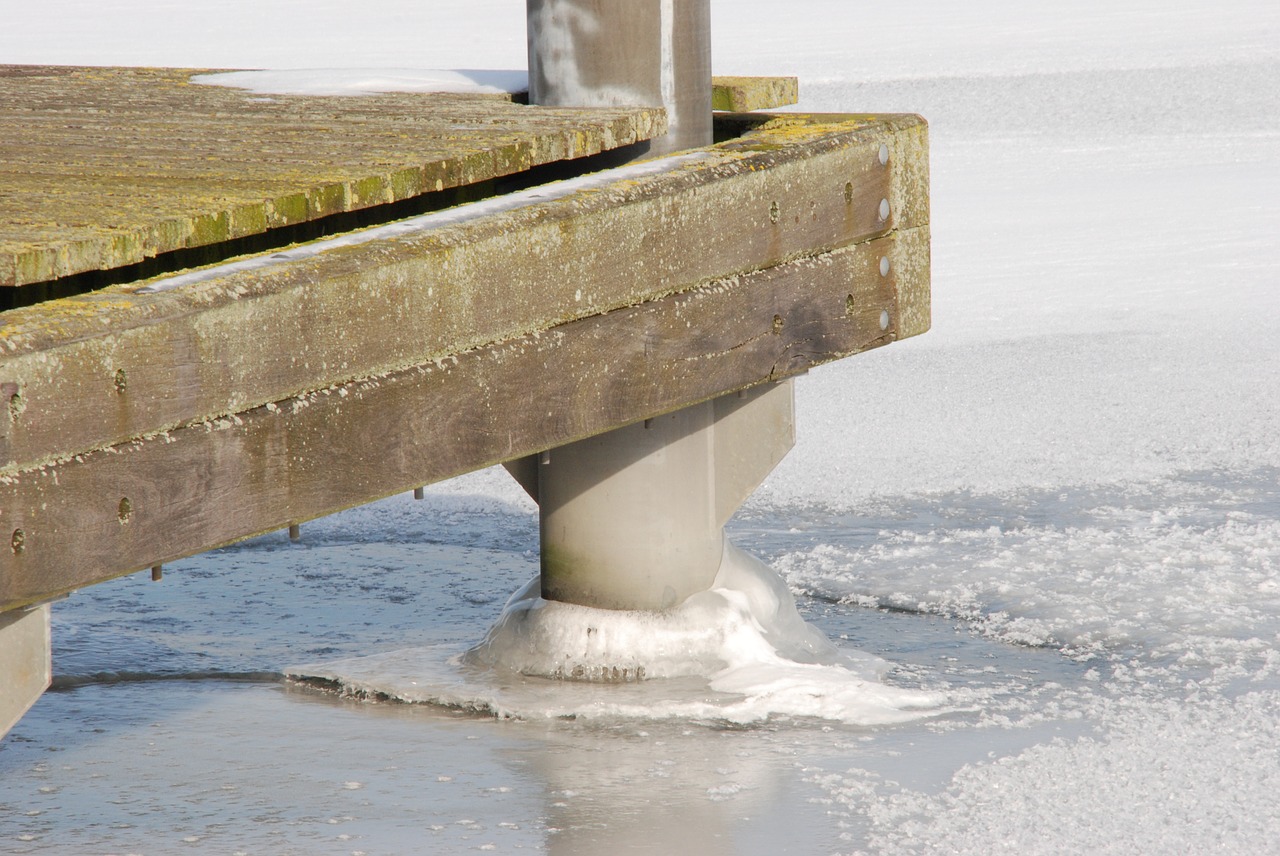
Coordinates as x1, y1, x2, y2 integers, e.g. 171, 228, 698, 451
289, 540, 946, 726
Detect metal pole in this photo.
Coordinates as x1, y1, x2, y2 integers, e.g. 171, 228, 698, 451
516, 0, 795, 612
527, 0, 712, 155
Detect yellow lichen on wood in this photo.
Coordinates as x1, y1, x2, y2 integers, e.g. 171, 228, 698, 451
711, 76, 799, 112
0, 65, 665, 287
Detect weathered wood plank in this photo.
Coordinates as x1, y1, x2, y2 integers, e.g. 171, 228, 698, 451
0, 65, 665, 286
711, 76, 799, 112
0, 113, 929, 475
0, 227, 927, 612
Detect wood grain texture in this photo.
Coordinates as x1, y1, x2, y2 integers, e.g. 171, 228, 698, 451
0, 65, 664, 286
0, 228, 926, 612
0, 113, 929, 475
711, 76, 799, 112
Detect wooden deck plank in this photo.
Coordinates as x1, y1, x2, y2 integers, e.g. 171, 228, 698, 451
711, 76, 799, 112
0, 113, 929, 476
0, 226, 928, 612
0, 65, 665, 286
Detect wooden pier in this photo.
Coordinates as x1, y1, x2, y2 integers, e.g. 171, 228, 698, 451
0, 64, 929, 732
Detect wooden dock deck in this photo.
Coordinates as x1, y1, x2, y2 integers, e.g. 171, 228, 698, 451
0, 64, 929, 616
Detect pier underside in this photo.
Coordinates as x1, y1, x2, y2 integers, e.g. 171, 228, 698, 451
0, 65, 929, 734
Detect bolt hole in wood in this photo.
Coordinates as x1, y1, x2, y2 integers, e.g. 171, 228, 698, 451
10, 529, 24, 555
117, 497, 133, 524
5, 387, 21, 423
113, 368, 127, 394
845, 294, 856, 317
844, 181, 854, 204
772, 314, 784, 334
769, 200, 779, 223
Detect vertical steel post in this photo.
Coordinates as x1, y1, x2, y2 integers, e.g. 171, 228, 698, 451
518, 0, 795, 611
527, 0, 712, 155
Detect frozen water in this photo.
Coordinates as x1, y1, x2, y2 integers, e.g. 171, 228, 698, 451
3, 0, 1280, 853
292, 541, 944, 726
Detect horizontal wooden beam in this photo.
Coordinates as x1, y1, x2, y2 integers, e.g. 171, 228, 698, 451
0, 226, 928, 612
0, 113, 929, 476
711, 76, 799, 112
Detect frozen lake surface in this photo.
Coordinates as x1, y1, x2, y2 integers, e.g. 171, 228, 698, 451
3, 1, 1279, 853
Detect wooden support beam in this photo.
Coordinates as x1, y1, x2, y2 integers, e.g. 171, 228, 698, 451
711, 76, 799, 112
0, 110, 930, 612
0, 226, 927, 612
0, 113, 928, 476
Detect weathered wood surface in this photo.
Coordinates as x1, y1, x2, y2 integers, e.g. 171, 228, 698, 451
0, 228, 927, 611
0, 65, 664, 287
0, 113, 929, 477
0, 110, 930, 612
711, 76, 799, 112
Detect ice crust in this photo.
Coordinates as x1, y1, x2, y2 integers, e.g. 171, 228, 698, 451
290, 541, 945, 726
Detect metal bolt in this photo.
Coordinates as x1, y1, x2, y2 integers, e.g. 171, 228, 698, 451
879, 257, 891, 276
879, 310, 891, 331
878, 198, 891, 221
878, 144, 889, 166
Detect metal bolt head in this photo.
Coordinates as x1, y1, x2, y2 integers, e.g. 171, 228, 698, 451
879, 310, 891, 331
878, 144, 889, 166
879, 256, 891, 276
878, 198, 891, 221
